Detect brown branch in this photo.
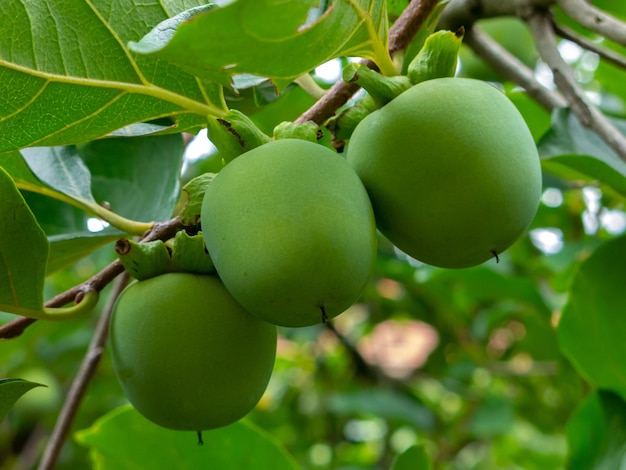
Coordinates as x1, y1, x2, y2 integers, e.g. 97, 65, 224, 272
437, 0, 554, 31
37, 273, 130, 470
295, 0, 441, 125
464, 25, 567, 110
388, 0, 441, 57
0, 216, 184, 340
527, 10, 626, 161
556, 0, 626, 47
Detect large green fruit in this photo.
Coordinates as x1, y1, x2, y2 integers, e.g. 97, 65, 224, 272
347, 77, 542, 268
109, 273, 277, 432
201, 139, 377, 327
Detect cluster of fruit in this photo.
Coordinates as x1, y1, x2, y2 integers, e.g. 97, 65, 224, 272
108, 77, 542, 440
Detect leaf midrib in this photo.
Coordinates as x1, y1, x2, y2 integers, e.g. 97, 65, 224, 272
0, 58, 224, 119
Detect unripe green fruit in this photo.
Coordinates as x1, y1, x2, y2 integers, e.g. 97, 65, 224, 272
347, 77, 541, 268
109, 273, 277, 431
201, 139, 377, 327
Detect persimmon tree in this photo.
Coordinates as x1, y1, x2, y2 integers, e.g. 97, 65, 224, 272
1, 0, 626, 468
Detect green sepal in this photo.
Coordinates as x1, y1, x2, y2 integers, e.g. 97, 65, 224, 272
327, 94, 379, 143
115, 239, 172, 281
407, 28, 464, 85
342, 63, 411, 107
273, 121, 320, 142
206, 109, 271, 163
169, 231, 215, 275
177, 172, 217, 226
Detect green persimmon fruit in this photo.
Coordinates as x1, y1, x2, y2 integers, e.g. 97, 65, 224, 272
201, 139, 377, 327
109, 273, 277, 432
347, 77, 541, 268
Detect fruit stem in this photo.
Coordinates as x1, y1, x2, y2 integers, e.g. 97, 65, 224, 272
40, 289, 100, 320
342, 63, 411, 107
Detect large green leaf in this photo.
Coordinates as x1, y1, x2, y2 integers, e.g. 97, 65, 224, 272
566, 391, 626, 469
21, 147, 97, 206
0, 0, 223, 152
130, 0, 393, 91
0, 378, 46, 423
539, 108, 626, 198
78, 133, 185, 223
0, 168, 48, 316
558, 233, 626, 399
75, 405, 301, 470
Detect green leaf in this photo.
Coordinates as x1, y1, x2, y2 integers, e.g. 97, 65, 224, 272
566, 391, 626, 469
558, 233, 626, 399
391, 445, 432, 470
0, 378, 46, 423
130, 0, 394, 91
0, 0, 224, 152
75, 405, 301, 470
47, 231, 121, 275
20, 191, 121, 275
0, 167, 48, 316
21, 146, 97, 204
539, 108, 626, 197
78, 134, 185, 223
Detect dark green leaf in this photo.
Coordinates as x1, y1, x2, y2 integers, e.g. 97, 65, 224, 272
566, 391, 626, 469
391, 445, 432, 470
75, 405, 301, 470
0, 0, 222, 152
21, 147, 96, 203
558, 233, 626, 399
0, 167, 48, 316
130, 0, 392, 90
0, 378, 46, 423
79, 134, 184, 222
539, 108, 626, 197
47, 231, 121, 275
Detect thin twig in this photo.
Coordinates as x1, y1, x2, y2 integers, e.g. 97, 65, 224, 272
0, 217, 184, 340
0, 317, 37, 339
388, 0, 441, 58
556, 0, 626, 47
296, 0, 441, 125
437, 0, 555, 31
526, 10, 626, 161
464, 25, 567, 110
37, 272, 130, 470
553, 20, 626, 70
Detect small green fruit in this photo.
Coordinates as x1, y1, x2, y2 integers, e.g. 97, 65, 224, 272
109, 273, 277, 431
201, 139, 377, 327
347, 77, 541, 268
